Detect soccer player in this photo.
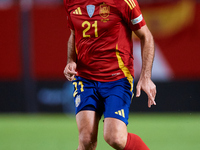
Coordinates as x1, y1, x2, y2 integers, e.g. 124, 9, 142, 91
63, 0, 156, 149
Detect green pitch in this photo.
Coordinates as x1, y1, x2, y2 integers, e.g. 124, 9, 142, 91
0, 113, 200, 150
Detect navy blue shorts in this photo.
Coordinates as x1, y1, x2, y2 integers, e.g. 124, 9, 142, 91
72, 76, 134, 125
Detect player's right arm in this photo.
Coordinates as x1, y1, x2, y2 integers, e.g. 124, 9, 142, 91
64, 30, 77, 81
63, 0, 77, 81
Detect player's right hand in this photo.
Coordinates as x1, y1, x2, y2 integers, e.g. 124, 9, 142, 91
64, 62, 77, 81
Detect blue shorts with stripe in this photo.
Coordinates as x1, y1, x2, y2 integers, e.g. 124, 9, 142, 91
72, 76, 134, 125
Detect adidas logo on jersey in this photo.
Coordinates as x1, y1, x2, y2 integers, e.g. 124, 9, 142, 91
73, 7, 82, 15
115, 109, 125, 118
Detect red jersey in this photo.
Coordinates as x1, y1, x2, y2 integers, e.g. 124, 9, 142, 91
64, 0, 146, 82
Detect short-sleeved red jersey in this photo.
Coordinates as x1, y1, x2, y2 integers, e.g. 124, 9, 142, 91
64, 0, 146, 82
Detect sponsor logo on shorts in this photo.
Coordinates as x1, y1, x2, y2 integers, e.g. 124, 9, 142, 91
131, 14, 143, 25
75, 95, 81, 107
115, 109, 125, 118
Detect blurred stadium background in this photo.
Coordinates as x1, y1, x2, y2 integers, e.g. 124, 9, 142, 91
0, 0, 200, 149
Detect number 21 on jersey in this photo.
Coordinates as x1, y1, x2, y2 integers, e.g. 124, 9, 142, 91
82, 21, 98, 38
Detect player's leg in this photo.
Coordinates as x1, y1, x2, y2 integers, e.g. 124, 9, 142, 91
76, 110, 101, 150
101, 78, 149, 150
72, 76, 103, 150
104, 117, 127, 149
123, 132, 149, 150
104, 118, 149, 150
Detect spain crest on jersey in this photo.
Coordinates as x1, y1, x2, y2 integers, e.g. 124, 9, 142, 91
99, 3, 110, 18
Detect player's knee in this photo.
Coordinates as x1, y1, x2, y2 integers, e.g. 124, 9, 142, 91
79, 133, 97, 149
104, 131, 125, 149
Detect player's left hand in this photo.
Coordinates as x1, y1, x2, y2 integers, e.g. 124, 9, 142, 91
136, 77, 156, 108
63, 62, 77, 81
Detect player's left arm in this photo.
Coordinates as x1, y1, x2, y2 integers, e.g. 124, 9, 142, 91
115, 0, 156, 107
134, 25, 156, 108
